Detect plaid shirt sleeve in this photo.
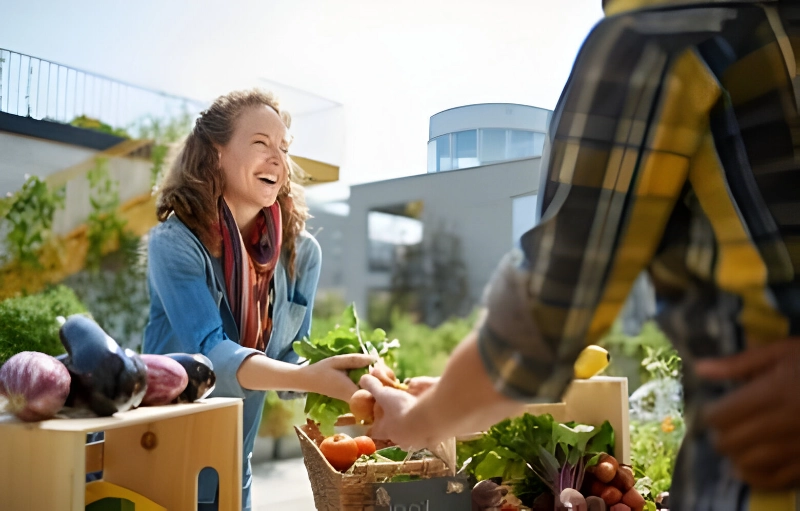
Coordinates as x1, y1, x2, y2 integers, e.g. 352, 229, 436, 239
477, 10, 724, 402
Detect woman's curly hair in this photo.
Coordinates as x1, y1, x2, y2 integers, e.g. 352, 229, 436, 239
155, 88, 309, 277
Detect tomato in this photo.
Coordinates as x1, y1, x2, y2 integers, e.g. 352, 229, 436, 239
319, 433, 359, 472
354, 435, 377, 457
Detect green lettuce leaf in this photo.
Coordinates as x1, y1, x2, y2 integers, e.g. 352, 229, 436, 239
293, 303, 400, 436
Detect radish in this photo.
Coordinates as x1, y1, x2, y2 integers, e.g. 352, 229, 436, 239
0, 352, 71, 421
139, 355, 189, 406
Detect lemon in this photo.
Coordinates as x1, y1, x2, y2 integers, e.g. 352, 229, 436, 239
573, 345, 610, 379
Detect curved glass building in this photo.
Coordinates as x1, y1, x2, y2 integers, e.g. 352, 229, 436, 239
427, 103, 552, 173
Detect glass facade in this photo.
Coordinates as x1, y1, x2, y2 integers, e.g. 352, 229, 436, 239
428, 128, 545, 173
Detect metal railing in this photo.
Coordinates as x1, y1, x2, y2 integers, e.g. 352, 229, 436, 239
0, 48, 206, 136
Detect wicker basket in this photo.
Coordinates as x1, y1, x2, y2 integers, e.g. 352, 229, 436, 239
295, 424, 456, 510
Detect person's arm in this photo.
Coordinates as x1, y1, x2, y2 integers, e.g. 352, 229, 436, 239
364, 331, 525, 448
364, 15, 721, 448
147, 224, 370, 402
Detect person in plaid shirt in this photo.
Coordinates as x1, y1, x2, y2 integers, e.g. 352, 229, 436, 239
362, 1, 800, 509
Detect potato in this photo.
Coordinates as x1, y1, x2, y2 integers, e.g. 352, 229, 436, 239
621, 487, 645, 511
590, 480, 608, 497
599, 485, 623, 506
610, 504, 631, 511
611, 465, 635, 491
590, 454, 619, 483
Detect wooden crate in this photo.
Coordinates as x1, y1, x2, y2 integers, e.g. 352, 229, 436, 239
0, 397, 243, 511
518, 376, 630, 464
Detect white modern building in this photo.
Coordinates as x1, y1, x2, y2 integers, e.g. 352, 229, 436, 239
309, 103, 553, 324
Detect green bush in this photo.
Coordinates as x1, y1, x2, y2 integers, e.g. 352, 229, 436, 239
387, 309, 476, 381
599, 320, 675, 391
0, 285, 88, 365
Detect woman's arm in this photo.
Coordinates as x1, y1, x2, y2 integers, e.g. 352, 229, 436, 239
237, 352, 373, 402
147, 223, 370, 401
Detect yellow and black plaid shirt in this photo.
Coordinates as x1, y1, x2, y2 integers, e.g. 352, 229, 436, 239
478, 1, 800, 509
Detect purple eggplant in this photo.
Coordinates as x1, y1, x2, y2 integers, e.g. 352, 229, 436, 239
58, 315, 147, 416
0, 351, 71, 421
163, 353, 216, 402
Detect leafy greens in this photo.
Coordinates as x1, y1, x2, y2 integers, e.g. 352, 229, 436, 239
457, 413, 614, 503
293, 304, 399, 435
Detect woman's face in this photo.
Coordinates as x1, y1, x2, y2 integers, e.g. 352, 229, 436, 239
218, 104, 289, 216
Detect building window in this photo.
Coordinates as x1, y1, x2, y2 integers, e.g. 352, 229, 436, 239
479, 128, 506, 164
454, 130, 478, 169
436, 135, 451, 172
508, 130, 536, 159
429, 129, 546, 173
367, 202, 424, 271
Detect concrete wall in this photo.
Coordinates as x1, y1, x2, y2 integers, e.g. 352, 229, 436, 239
306, 205, 349, 292
343, 157, 541, 315
0, 132, 96, 196
52, 155, 153, 235
1, 131, 153, 237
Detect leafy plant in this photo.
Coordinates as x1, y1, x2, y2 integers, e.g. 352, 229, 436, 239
85, 158, 128, 271
0, 285, 88, 365
629, 415, 685, 502
457, 413, 615, 504
386, 308, 475, 381
599, 320, 675, 390
69, 115, 131, 138
136, 110, 193, 188
293, 304, 399, 435
65, 235, 149, 351
0, 175, 65, 268
259, 390, 296, 438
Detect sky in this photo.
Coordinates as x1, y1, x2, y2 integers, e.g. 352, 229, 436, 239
0, 0, 604, 202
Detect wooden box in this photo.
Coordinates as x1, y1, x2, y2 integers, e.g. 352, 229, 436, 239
516, 376, 631, 464
0, 397, 243, 511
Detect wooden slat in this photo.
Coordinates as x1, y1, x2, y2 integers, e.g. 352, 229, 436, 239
85, 441, 104, 474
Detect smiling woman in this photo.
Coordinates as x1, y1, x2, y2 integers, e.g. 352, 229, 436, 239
144, 89, 373, 511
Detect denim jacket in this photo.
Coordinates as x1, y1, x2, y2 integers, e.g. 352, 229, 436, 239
143, 214, 321, 510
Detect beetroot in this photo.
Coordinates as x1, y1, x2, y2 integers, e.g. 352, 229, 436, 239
140, 354, 189, 406
0, 352, 71, 421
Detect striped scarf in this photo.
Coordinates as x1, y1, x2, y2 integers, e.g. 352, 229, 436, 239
218, 199, 282, 352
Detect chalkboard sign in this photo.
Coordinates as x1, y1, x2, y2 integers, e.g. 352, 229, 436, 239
371, 475, 472, 510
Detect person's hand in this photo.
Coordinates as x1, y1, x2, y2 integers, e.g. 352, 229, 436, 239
359, 373, 430, 450
302, 354, 375, 402
695, 339, 800, 490
406, 376, 440, 397
369, 358, 398, 387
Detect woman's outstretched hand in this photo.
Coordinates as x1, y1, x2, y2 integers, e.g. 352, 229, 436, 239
302, 353, 375, 402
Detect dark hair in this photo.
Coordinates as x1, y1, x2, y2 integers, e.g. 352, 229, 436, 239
156, 88, 309, 277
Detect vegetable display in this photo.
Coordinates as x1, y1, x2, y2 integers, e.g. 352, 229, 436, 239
139, 354, 189, 406
0, 351, 71, 421
292, 304, 399, 436
458, 413, 614, 501
58, 314, 148, 416
456, 413, 653, 510
163, 353, 216, 403
0, 314, 218, 421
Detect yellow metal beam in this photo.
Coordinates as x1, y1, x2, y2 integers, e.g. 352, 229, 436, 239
291, 156, 339, 185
